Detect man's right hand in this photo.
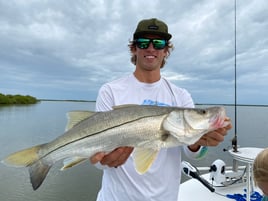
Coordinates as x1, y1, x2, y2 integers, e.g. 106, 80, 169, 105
90, 147, 134, 167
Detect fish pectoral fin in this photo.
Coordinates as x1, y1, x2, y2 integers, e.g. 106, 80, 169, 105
133, 148, 159, 174
61, 157, 87, 170
66, 111, 95, 131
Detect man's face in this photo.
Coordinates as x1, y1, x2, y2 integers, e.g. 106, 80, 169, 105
133, 34, 168, 72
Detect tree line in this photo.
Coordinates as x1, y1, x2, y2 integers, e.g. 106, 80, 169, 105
0, 93, 38, 104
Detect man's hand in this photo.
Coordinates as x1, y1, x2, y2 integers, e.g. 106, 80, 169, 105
90, 147, 134, 167
188, 117, 232, 152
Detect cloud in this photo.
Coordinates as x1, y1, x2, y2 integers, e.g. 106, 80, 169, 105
0, 0, 267, 104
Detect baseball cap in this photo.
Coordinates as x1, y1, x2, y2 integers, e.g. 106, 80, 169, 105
133, 18, 172, 40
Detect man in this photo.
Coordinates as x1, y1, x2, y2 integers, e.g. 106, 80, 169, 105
90, 18, 232, 201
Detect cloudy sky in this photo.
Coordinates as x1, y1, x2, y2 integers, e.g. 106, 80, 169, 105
0, 0, 267, 104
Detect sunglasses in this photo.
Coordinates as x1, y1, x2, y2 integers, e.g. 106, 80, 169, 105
135, 38, 167, 50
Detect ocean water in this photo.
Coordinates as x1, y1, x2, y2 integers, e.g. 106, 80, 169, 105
0, 101, 267, 201
0, 101, 102, 201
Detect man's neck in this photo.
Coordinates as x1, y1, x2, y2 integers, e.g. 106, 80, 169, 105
133, 69, 161, 83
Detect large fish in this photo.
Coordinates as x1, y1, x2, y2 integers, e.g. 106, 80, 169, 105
2, 105, 229, 190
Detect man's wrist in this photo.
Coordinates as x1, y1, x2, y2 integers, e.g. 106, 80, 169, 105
188, 144, 201, 152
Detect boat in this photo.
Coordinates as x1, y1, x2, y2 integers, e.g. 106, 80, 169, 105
178, 1, 264, 200
178, 147, 264, 201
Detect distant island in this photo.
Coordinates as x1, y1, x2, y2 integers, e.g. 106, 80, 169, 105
0, 93, 39, 105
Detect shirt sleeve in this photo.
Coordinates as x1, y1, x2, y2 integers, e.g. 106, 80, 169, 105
96, 84, 114, 112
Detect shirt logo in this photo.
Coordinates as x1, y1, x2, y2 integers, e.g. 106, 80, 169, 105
148, 25, 159, 30
142, 99, 170, 106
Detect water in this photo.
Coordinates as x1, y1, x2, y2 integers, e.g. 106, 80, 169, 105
0, 101, 268, 201
0, 101, 102, 201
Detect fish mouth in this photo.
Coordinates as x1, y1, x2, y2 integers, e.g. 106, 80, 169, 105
209, 110, 226, 129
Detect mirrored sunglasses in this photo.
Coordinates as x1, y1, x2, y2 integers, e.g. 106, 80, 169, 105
135, 38, 167, 50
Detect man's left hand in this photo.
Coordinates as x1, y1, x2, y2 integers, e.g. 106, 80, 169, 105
188, 117, 232, 152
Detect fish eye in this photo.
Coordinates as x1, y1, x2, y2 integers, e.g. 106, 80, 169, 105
198, 109, 207, 115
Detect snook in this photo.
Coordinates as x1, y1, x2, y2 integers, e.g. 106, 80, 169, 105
2, 105, 229, 190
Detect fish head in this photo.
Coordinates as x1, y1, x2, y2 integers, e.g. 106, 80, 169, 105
184, 107, 227, 130
163, 107, 229, 145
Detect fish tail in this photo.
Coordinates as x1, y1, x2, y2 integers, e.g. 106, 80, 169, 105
29, 159, 51, 190
2, 144, 51, 190
2, 145, 43, 167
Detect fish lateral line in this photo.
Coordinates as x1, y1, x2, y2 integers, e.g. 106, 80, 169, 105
39, 113, 167, 161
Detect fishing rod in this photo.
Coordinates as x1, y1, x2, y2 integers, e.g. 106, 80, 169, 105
232, 0, 238, 153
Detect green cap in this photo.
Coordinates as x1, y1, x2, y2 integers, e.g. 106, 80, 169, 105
133, 18, 172, 40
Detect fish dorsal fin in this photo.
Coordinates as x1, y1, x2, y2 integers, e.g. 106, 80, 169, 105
133, 148, 159, 174
112, 104, 139, 110
61, 157, 87, 170
66, 111, 95, 131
